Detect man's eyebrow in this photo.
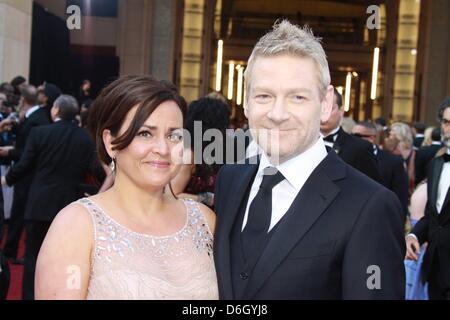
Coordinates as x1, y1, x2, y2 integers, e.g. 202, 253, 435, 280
252, 86, 313, 94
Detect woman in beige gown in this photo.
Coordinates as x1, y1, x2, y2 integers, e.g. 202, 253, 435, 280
34, 76, 218, 299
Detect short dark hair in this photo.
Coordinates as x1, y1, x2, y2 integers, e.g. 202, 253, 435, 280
333, 87, 343, 108
437, 97, 450, 122
87, 75, 187, 165
185, 96, 231, 149
43, 83, 62, 107
21, 85, 38, 106
375, 117, 387, 127
54, 95, 79, 120
412, 122, 426, 134
357, 121, 377, 133
431, 128, 441, 142
11, 76, 26, 89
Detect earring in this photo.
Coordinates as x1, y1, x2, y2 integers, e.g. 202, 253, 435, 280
109, 157, 116, 173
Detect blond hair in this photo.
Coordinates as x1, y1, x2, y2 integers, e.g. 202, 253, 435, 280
391, 122, 413, 149
244, 20, 330, 100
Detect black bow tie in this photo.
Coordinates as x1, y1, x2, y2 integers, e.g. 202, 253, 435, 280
324, 132, 338, 143
443, 153, 450, 162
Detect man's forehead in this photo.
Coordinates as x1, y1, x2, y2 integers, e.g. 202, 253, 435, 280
444, 106, 450, 116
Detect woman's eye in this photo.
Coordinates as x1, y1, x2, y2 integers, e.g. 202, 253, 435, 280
168, 132, 183, 142
138, 131, 152, 138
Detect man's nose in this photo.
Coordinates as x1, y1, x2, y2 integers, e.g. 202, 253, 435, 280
267, 98, 289, 123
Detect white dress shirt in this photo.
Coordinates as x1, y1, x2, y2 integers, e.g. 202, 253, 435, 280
25, 105, 40, 118
241, 137, 328, 232
436, 149, 450, 213
408, 148, 450, 241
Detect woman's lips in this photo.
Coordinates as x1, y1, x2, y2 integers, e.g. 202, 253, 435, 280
146, 161, 170, 168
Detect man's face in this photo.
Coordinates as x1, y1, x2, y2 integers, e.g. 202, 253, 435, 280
352, 125, 377, 145
441, 107, 450, 148
244, 54, 333, 163
320, 94, 344, 135
51, 104, 59, 121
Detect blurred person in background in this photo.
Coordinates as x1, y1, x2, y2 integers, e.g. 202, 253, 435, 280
170, 96, 231, 208
388, 122, 416, 194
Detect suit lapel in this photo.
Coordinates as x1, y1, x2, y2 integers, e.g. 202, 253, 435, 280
216, 162, 258, 299
430, 157, 444, 215
243, 151, 345, 299
333, 127, 346, 155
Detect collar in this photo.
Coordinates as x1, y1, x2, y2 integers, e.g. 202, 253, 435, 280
25, 105, 40, 118
321, 126, 340, 139
431, 141, 442, 146
416, 134, 425, 138
258, 137, 328, 193
53, 118, 62, 122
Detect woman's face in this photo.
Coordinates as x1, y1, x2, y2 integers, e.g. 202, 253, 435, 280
111, 100, 184, 191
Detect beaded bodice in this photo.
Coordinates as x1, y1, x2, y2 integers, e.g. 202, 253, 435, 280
77, 198, 218, 300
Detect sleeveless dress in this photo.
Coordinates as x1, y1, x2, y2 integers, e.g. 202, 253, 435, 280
77, 197, 218, 300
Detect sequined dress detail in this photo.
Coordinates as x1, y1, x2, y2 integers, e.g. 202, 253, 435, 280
77, 198, 218, 300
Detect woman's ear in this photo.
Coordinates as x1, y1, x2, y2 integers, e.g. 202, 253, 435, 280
102, 129, 116, 160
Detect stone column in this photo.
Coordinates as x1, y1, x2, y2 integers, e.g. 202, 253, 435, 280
116, 0, 153, 76
0, 0, 32, 82
416, 0, 450, 125
150, 0, 178, 81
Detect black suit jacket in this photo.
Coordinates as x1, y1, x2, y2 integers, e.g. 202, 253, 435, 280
412, 155, 450, 285
8, 107, 50, 161
214, 150, 405, 299
415, 144, 443, 184
413, 136, 425, 150
333, 128, 382, 183
5, 120, 96, 222
376, 148, 409, 218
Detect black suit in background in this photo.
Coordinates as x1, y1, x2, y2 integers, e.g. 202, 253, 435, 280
214, 150, 405, 299
415, 144, 443, 184
5, 120, 96, 300
332, 127, 383, 184
411, 155, 450, 300
3, 107, 50, 260
413, 136, 425, 150
376, 148, 410, 219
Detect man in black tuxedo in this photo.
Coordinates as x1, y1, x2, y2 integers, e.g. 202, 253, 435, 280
406, 97, 450, 300
320, 89, 382, 183
352, 121, 409, 219
412, 122, 426, 150
1, 95, 96, 300
213, 20, 405, 300
0, 85, 51, 264
415, 128, 443, 184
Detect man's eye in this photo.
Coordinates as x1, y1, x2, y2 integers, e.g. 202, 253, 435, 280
293, 95, 305, 101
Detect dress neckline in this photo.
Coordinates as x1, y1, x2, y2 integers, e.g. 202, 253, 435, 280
82, 198, 190, 239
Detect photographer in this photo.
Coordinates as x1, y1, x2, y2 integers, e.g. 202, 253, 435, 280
0, 85, 50, 265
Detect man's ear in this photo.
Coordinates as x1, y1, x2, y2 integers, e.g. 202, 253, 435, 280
243, 103, 249, 118
320, 85, 334, 124
102, 129, 116, 160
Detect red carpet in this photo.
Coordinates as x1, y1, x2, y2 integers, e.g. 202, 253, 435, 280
1, 229, 25, 300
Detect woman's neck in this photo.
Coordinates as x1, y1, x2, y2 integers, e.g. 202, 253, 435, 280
105, 172, 167, 219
